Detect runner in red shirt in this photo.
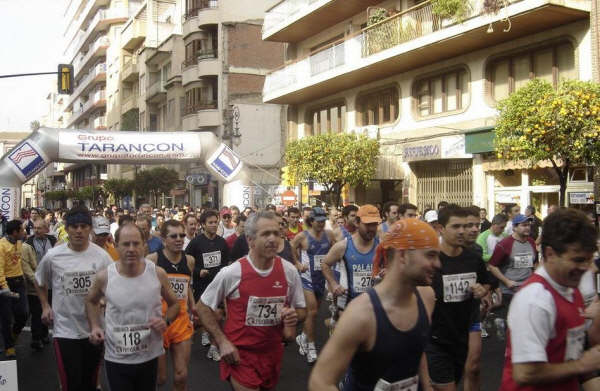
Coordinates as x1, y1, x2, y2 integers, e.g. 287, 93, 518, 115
196, 210, 307, 390
500, 209, 600, 390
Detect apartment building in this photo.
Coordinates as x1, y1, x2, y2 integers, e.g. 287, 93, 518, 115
110, 0, 285, 208
263, 0, 593, 216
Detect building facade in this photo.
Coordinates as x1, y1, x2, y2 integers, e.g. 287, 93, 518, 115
263, 0, 593, 216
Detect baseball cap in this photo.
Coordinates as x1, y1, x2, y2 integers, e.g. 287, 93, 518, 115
310, 207, 328, 222
424, 210, 438, 223
357, 204, 382, 224
382, 219, 440, 250
512, 214, 533, 225
220, 208, 232, 217
92, 216, 110, 235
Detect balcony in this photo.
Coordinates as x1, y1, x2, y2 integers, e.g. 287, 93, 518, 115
182, 101, 220, 130
121, 17, 146, 51
263, 0, 382, 42
183, 0, 218, 35
64, 0, 110, 48
146, 80, 167, 103
263, 0, 591, 104
122, 57, 139, 82
197, 49, 219, 76
68, 7, 128, 62
93, 115, 107, 129
68, 90, 106, 127
121, 94, 139, 114
73, 35, 109, 80
67, 63, 107, 109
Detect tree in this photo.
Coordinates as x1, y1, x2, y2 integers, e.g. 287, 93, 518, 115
75, 186, 104, 202
134, 167, 180, 205
494, 79, 600, 206
103, 178, 134, 205
285, 133, 380, 207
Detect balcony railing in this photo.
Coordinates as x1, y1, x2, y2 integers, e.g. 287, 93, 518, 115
73, 35, 109, 77
68, 63, 107, 106
184, 101, 217, 115
69, 90, 106, 126
263, 0, 321, 36
68, 7, 128, 61
198, 49, 217, 60
184, 0, 218, 20
147, 80, 166, 97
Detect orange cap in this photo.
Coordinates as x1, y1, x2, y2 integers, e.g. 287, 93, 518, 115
357, 204, 382, 224
382, 218, 439, 250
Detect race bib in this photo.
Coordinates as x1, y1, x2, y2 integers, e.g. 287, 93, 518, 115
513, 254, 533, 269
63, 270, 96, 296
168, 276, 189, 300
245, 296, 285, 326
313, 255, 325, 271
112, 325, 151, 354
442, 272, 477, 303
202, 251, 221, 268
374, 375, 419, 391
565, 324, 586, 361
352, 268, 373, 294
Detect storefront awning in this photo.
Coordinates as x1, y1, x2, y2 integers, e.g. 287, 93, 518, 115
465, 126, 495, 154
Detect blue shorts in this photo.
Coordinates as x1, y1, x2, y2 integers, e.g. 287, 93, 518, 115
301, 272, 326, 299
469, 322, 482, 332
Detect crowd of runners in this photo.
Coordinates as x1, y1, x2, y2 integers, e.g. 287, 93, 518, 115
1, 200, 600, 390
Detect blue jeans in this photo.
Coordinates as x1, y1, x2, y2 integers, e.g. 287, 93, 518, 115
0, 276, 29, 349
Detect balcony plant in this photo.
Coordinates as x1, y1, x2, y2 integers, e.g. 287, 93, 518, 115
431, 0, 471, 22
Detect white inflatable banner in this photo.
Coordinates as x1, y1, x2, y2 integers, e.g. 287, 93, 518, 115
58, 130, 203, 161
0, 187, 19, 221
206, 143, 243, 182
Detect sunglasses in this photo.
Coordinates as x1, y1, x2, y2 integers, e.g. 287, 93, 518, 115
279, 222, 288, 227
168, 233, 186, 239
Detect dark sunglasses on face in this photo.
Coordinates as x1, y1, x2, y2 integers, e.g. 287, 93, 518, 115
168, 233, 186, 239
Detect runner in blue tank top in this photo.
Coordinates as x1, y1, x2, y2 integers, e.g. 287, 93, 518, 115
309, 218, 441, 391
322, 205, 381, 311
291, 207, 336, 365
378, 201, 400, 238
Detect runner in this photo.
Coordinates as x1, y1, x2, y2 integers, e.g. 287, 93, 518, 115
500, 208, 600, 390
218, 208, 236, 239
378, 201, 399, 236
503, 204, 521, 236
182, 213, 198, 251
196, 210, 306, 391
335, 205, 358, 241
147, 220, 196, 391
185, 209, 229, 359
34, 205, 113, 390
86, 223, 180, 391
476, 214, 508, 262
398, 203, 418, 219
0, 219, 28, 359
21, 218, 55, 350
92, 216, 119, 261
309, 219, 439, 391
302, 206, 313, 231
426, 205, 491, 391
285, 207, 303, 241
136, 215, 163, 254
226, 215, 247, 250
291, 206, 336, 364
322, 205, 381, 311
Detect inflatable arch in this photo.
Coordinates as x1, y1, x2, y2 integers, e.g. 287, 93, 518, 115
0, 127, 247, 219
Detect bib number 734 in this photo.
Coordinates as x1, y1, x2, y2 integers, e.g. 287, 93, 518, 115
245, 296, 285, 326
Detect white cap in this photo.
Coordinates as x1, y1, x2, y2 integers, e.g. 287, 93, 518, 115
93, 216, 110, 234
424, 210, 438, 223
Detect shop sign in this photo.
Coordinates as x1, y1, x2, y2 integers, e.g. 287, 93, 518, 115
569, 192, 594, 205
403, 135, 472, 162
495, 192, 520, 203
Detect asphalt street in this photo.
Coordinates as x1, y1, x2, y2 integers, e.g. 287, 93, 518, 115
5, 301, 506, 391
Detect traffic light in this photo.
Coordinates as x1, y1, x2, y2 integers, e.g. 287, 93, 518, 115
58, 64, 73, 94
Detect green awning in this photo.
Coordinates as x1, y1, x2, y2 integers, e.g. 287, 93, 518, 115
465, 126, 495, 154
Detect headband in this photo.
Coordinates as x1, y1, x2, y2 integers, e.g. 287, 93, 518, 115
382, 218, 440, 251
65, 212, 92, 227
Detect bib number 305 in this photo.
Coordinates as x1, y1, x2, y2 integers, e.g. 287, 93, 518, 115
245, 296, 285, 326
63, 270, 95, 296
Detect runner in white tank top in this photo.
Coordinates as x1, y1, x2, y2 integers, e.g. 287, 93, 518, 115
85, 223, 180, 391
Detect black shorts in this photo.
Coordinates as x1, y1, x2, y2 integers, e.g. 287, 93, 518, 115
425, 342, 468, 385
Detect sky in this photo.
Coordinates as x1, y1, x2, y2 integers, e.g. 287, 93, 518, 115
0, 0, 67, 132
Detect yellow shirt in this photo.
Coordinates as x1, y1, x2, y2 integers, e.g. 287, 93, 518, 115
104, 243, 120, 261
0, 237, 23, 289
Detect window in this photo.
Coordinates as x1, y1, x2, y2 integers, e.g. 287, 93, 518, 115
184, 86, 217, 115
162, 63, 171, 83
305, 101, 346, 135
184, 40, 202, 66
414, 68, 469, 118
356, 86, 399, 126
488, 40, 576, 101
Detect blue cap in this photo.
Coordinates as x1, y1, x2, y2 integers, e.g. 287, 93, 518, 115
310, 207, 327, 222
512, 214, 532, 225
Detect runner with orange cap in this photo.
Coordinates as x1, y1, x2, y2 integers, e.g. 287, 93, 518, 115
322, 205, 381, 311
309, 218, 440, 391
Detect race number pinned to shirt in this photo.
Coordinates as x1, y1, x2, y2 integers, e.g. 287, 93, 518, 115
442, 272, 476, 303
245, 296, 285, 326
112, 325, 151, 354
374, 375, 419, 391
168, 276, 189, 300
63, 270, 96, 296
513, 254, 534, 269
565, 324, 586, 361
352, 265, 373, 294
312, 255, 325, 271
202, 251, 222, 268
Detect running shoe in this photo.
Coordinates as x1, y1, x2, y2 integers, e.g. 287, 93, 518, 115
306, 345, 317, 365
201, 332, 210, 346
5, 347, 16, 359
296, 333, 307, 356
207, 345, 221, 361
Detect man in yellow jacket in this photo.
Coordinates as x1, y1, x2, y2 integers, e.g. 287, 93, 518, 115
0, 219, 29, 359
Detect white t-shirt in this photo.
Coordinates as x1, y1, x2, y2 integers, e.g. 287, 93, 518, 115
35, 242, 113, 339
507, 266, 575, 364
110, 222, 119, 237
183, 236, 191, 251
201, 255, 306, 311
